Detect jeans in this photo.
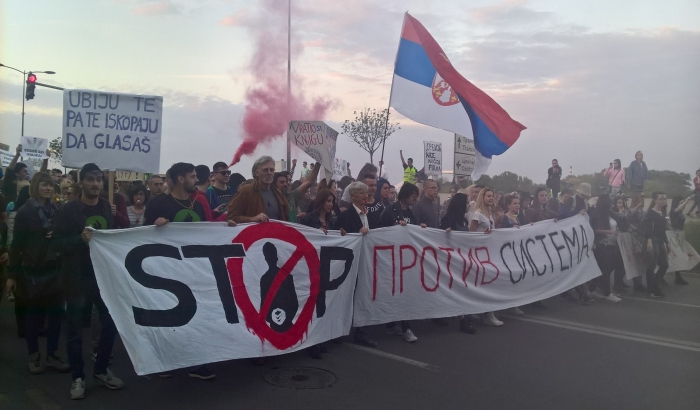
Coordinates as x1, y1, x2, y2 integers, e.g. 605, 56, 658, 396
66, 283, 117, 380
25, 291, 64, 356
645, 239, 669, 291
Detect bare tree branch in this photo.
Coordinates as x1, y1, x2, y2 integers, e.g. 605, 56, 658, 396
341, 108, 400, 164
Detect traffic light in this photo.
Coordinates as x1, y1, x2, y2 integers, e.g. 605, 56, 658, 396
25, 72, 37, 100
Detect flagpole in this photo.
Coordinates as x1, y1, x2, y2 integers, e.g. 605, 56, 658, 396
379, 12, 408, 176
286, 0, 292, 171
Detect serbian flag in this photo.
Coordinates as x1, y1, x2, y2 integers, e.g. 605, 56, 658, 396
389, 13, 526, 179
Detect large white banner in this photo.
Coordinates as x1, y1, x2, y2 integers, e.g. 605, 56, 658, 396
90, 216, 600, 374
62, 90, 162, 173
288, 121, 338, 176
353, 215, 600, 326
20, 136, 49, 160
90, 222, 361, 375
619, 231, 700, 280
423, 141, 442, 176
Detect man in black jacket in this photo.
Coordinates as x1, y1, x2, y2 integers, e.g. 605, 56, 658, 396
337, 181, 375, 347
53, 163, 123, 400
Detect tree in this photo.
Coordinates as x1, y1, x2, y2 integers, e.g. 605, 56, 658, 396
341, 108, 399, 164
49, 136, 62, 162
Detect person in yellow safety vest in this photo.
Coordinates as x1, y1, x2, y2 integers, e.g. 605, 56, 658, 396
400, 150, 418, 184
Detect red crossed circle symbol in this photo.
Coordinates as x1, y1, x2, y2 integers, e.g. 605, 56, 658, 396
227, 222, 320, 350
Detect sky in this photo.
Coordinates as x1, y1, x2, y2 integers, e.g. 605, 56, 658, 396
1, 0, 699, 184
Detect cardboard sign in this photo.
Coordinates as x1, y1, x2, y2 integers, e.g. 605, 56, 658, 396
62, 90, 162, 173
333, 158, 349, 180
289, 121, 338, 176
115, 171, 147, 182
0, 150, 14, 167
424, 141, 442, 176
20, 136, 49, 160
454, 134, 476, 178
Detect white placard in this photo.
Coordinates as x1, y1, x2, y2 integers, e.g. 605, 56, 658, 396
423, 141, 442, 176
115, 171, 147, 182
20, 136, 48, 160
333, 158, 349, 180
62, 90, 162, 173
289, 121, 338, 176
1, 150, 14, 167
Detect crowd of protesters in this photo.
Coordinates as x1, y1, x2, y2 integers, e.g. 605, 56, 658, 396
0, 144, 697, 400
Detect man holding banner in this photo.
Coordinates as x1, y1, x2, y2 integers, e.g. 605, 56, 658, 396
52, 163, 123, 400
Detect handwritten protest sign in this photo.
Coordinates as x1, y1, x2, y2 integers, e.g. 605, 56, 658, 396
289, 121, 338, 175
115, 171, 147, 182
0, 150, 14, 167
424, 141, 442, 176
454, 134, 476, 178
333, 158, 349, 180
62, 90, 162, 173
20, 136, 48, 160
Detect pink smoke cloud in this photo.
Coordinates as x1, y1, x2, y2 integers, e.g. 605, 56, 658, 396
229, 0, 336, 166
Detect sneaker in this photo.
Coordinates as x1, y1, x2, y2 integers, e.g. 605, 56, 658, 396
385, 324, 403, 335
588, 289, 605, 299
459, 318, 477, 334
189, 366, 216, 380
28, 352, 44, 374
93, 368, 124, 390
648, 289, 664, 298
511, 307, 524, 315
402, 329, 418, 343
483, 312, 503, 327
70, 378, 85, 400
603, 293, 621, 303
46, 355, 70, 373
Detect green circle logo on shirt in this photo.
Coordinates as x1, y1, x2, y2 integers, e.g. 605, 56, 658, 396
85, 215, 108, 230
174, 209, 201, 222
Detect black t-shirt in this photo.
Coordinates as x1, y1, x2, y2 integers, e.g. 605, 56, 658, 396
213, 186, 235, 207
366, 200, 384, 229
82, 200, 113, 272
144, 194, 206, 225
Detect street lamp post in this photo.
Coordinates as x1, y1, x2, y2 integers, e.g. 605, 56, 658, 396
0, 63, 56, 136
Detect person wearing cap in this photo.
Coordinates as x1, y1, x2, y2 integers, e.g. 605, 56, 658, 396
52, 163, 123, 399
559, 182, 591, 220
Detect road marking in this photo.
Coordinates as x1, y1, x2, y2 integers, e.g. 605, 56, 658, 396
620, 295, 700, 309
501, 315, 700, 352
347, 344, 441, 372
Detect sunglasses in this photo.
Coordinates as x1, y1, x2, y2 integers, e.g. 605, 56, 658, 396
213, 170, 231, 176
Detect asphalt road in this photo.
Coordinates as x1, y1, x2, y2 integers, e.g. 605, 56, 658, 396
2, 273, 699, 410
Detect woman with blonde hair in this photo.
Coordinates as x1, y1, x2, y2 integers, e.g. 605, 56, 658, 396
469, 187, 503, 326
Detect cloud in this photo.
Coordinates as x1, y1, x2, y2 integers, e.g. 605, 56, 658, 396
132, 1, 181, 16
218, 8, 251, 27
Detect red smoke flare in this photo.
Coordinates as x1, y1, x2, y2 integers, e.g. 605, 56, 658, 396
229, 0, 334, 167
